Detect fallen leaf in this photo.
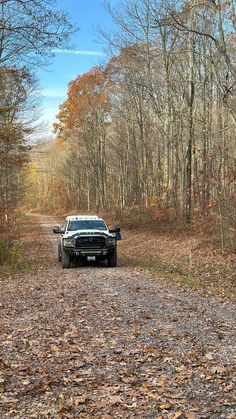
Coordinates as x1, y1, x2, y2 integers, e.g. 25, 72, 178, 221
109, 395, 123, 405
51, 345, 60, 352
169, 412, 183, 419
186, 413, 198, 419
211, 366, 225, 374
159, 402, 171, 410
22, 379, 31, 385
205, 353, 213, 360
122, 374, 137, 384
74, 395, 86, 405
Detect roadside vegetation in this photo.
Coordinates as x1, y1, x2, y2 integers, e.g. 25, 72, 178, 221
0, 213, 34, 277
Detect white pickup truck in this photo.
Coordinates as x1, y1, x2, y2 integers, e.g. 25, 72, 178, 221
53, 215, 121, 268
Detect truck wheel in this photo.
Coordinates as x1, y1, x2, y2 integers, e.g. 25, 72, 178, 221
108, 249, 117, 267
61, 249, 71, 268
58, 243, 62, 262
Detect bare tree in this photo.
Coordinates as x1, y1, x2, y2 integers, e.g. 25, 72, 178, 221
0, 0, 76, 68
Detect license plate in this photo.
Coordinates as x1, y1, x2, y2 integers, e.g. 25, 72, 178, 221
87, 256, 96, 261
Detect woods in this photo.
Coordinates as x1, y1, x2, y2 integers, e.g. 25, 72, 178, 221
0, 0, 75, 265
23, 0, 235, 251
0, 0, 75, 221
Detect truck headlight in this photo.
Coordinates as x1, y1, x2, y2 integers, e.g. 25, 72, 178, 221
63, 238, 76, 247
106, 237, 116, 245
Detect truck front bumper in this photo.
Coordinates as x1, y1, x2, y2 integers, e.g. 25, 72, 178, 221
63, 246, 115, 259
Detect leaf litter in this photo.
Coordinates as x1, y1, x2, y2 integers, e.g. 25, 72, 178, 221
0, 215, 235, 418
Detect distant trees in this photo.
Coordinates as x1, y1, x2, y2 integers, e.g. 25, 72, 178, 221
22, 139, 70, 213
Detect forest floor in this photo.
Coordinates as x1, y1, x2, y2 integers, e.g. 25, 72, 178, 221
0, 215, 235, 418
118, 223, 236, 299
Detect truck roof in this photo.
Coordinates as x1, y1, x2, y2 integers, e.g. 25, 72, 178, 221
65, 215, 101, 221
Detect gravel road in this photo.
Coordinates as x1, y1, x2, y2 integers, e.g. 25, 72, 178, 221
0, 216, 235, 418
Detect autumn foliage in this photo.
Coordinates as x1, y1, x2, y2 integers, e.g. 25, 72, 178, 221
23, 1, 236, 253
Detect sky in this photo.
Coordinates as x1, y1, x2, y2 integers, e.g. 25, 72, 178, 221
37, 0, 117, 136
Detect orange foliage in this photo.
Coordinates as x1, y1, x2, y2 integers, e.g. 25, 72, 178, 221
54, 66, 111, 138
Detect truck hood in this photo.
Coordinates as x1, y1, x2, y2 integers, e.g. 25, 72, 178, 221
63, 229, 113, 239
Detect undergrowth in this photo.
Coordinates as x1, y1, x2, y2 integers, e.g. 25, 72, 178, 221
0, 212, 34, 277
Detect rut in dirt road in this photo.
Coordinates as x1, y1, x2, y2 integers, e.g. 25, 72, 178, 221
0, 215, 235, 418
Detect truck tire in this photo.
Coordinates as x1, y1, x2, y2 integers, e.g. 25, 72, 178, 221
61, 249, 71, 268
108, 249, 117, 267
58, 243, 62, 262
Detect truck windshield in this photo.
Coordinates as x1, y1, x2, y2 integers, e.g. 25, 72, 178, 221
67, 220, 107, 231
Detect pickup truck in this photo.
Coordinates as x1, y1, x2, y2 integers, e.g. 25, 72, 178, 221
53, 215, 121, 268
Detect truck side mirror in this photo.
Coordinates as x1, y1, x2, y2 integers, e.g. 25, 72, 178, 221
115, 225, 121, 240
53, 226, 65, 234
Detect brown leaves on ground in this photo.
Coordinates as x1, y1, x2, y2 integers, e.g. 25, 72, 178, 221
0, 215, 235, 418
118, 228, 236, 296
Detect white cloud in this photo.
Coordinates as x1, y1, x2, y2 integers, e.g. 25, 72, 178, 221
52, 48, 106, 56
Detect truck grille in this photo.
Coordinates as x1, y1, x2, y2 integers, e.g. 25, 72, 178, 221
76, 236, 106, 248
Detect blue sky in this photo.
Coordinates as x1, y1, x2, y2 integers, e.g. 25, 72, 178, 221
37, 0, 116, 135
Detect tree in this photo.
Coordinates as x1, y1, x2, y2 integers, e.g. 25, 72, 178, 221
0, 0, 76, 221
0, 0, 76, 69
54, 66, 111, 211
0, 67, 36, 220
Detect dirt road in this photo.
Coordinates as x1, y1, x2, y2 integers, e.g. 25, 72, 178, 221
0, 216, 235, 418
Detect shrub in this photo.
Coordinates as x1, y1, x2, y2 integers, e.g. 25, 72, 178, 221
0, 238, 20, 265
